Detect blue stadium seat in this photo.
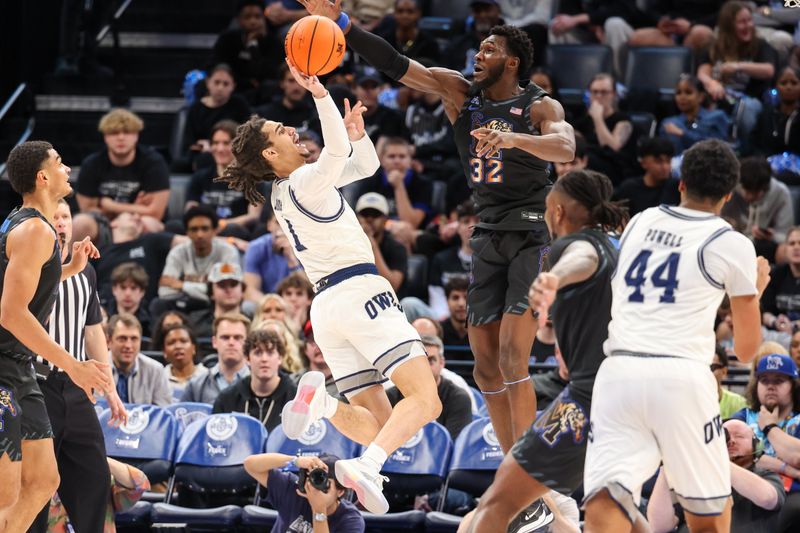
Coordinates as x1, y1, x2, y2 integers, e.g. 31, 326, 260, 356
468, 387, 485, 418
115, 500, 152, 528
166, 402, 213, 434
425, 511, 462, 532
546, 45, 613, 107
150, 413, 268, 530
241, 504, 280, 528
100, 404, 179, 485
436, 417, 502, 512
266, 419, 362, 464
93, 396, 108, 417
624, 47, 692, 101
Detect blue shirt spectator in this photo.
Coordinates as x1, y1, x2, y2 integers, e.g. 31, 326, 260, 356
659, 74, 730, 154
243, 220, 302, 303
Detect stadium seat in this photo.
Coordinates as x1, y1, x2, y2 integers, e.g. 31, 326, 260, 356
629, 111, 657, 139
624, 47, 692, 101
546, 45, 613, 107
429, 0, 471, 21
425, 511, 462, 532
168, 105, 189, 163
93, 396, 109, 417
418, 17, 455, 39
406, 255, 429, 300
100, 404, 179, 485
431, 180, 447, 215
115, 500, 152, 529
166, 175, 191, 221
437, 417, 502, 512
789, 185, 800, 224
166, 402, 213, 433
150, 413, 268, 530
141, 350, 166, 366
362, 422, 453, 531
468, 387, 485, 418
266, 419, 362, 463
241, 504, 280, 528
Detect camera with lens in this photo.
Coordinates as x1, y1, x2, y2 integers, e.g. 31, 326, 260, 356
297, 467, 331, 494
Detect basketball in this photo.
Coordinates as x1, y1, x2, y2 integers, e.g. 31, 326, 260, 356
285, 16, 346, 77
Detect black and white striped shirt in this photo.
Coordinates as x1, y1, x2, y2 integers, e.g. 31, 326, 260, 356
39, 263, 103, 370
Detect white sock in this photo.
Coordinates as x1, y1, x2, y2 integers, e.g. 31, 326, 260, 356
361, 442, 388, 470
322, 393, 338, 419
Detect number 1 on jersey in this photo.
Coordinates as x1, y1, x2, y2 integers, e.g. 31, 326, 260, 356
285, 219, 307, 252
624, 250, 680, 303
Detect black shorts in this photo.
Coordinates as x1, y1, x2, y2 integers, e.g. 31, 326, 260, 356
467, 227, 550, 325
511, 384, 592, 494
0, 355, 53, 461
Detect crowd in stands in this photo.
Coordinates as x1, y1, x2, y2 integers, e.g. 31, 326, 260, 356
29, 0, 800, 530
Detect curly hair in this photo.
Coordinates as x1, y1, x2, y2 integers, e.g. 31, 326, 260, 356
489, 25, 534, 77
553, 170, 629, 231
215, 115, 276, 205
680, 139, 739, 202
6, 141, 54, 195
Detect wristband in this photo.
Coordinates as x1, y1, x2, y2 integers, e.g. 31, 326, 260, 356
336, 12, 350, 31
762, 423, 779, 437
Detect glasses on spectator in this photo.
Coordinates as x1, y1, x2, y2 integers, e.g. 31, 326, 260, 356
590, 89, 613, 96
791, 341, 800, 348
710, 363, 724, 372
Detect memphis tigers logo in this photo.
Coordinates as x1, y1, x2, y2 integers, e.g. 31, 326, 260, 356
533, 396, 588, 448
0, 387, 17, 432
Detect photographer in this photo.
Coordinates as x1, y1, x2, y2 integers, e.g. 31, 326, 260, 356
244, 452, 365, 532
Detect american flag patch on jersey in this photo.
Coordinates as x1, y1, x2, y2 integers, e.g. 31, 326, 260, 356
510, 107, 523, 115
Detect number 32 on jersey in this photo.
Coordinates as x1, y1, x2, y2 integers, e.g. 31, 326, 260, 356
469, 157, 504, 184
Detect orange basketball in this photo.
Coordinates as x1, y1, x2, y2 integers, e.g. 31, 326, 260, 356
285, 16, 346, 77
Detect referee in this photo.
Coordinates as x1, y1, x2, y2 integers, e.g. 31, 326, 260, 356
30, 199, 127, 533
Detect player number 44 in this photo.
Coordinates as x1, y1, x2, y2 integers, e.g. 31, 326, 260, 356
624, 250, 680, 303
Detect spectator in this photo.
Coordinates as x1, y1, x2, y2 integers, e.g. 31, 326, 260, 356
162, 323, 208, 401
445, 0, 503, 77
243, 214, 302, 303
573, 73, 637, 184
356, 193, 408, 294
75, 108, 170, 223
497, 1, 551, 69
647, 418, 784, 533
149, 310, 189, 351
343, 0, 393, 30
762, 227, 800, 334
276, 271, 314, 336
191, 262, 253, 338
660, 74, 732, 154
713, 344, 748, 418
254, 62, 320, 135
752, 66, 800, 157
107, 262, 151, 335
87, 212, 181, 307
243, 453, 365, 532
721, 156, 794, 262
155, 205, 240, 312
264, 0, 306, 36
291, 319, 339, 396
254, 318, 304, 375
375, 0, 439, 63
212, 328, 297, 431
108, 313, 172, 406
186, 120, 263, 236
613, 137, 680, 217
428, 202, 476, 317
181, 64, 251, 171
211, 0, 283, 100
252, 293, 290, 328
554, 133, 589, 179
439, 277, 469, 350
792, 330, 800, 369
298, 131, 322, 162
354, 69, 410, 143
358, 137, 434, 228
386, 335, 472, 440
627, 0, 720, 51
404, 87, 458, 181
182, 314, 251, 404
697, 1, 777, 149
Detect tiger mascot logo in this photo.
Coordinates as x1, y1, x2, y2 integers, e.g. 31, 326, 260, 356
0, 387, 18, 432
533, 398, 588, 447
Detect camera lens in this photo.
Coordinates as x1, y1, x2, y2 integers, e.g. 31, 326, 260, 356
309, 468, 330, 492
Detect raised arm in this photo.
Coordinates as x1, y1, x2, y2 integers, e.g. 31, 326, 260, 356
472, 97, 576, 163
337, 98, 380, 187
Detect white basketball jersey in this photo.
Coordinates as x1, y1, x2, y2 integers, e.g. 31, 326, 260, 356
271, 178, 374, 286
605, 205, 758, 364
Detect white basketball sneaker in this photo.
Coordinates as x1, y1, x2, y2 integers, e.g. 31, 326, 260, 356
281, 371, 327, 440
335, 457, 390, 515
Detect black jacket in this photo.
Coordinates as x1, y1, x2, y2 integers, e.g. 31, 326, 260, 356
212, 375, 297, 432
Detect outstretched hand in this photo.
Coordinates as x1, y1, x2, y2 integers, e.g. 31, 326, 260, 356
68, 236, 101, 274
298, 0, 342, 20
471, 127, 515, 158
343, 98, 367, 141
285, 59, 327, 99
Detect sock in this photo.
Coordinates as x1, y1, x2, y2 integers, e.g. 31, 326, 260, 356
361, 442, 388, 471
322, 392, 338, 419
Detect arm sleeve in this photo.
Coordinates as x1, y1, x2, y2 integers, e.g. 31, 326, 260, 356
700, 230, 758, 297
336, 134, 382, 188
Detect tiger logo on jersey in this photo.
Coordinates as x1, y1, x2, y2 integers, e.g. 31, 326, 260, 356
533, 396, 588, 447
0, 387, 18, 432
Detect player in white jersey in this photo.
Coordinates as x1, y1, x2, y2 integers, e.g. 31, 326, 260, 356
217, 61, 441, 515
582, 139, 771, 533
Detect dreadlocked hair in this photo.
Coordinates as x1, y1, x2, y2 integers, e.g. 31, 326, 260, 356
215, 115, 276, 205
554, 170, 629, 232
